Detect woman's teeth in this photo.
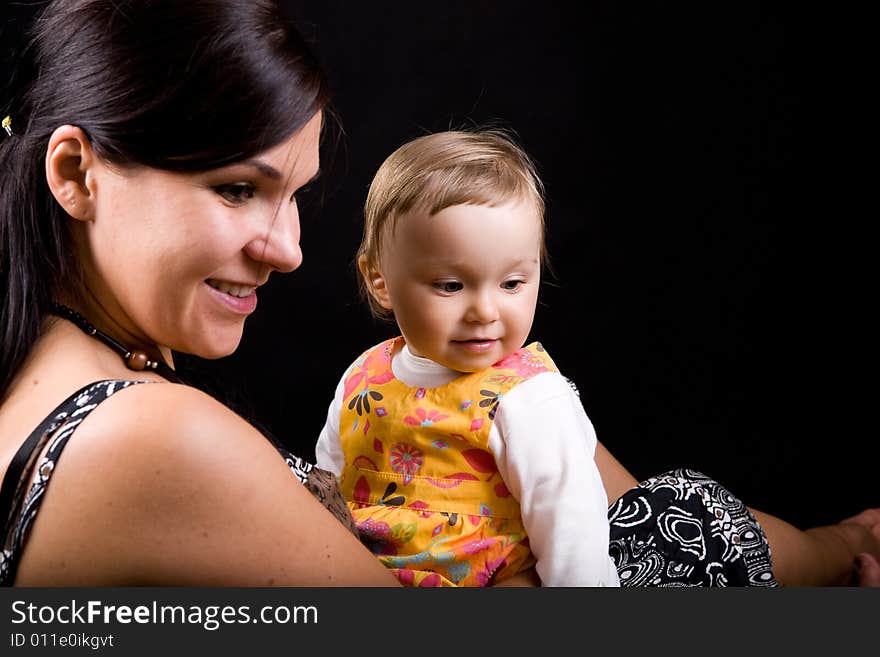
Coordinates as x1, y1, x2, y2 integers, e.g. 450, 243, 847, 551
206, 279, 255, 298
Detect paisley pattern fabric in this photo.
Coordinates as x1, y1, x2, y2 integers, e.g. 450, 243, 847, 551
299, 462, 358, 536
338, 337, 559, 587
0, 379, 354, 586
609, 469, 778, 587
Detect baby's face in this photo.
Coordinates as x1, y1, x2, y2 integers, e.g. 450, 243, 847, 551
379, 199, 542, 372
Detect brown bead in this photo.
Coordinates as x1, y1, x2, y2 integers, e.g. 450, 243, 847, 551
126, 351, 148, 371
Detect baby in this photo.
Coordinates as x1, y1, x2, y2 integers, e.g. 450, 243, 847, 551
315, 129, 618, 586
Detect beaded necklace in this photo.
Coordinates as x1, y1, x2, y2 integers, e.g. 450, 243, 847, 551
50, 302, 183, 383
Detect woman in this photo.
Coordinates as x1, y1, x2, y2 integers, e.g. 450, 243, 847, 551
1, 0, 876, 587
0, 0, 398, 586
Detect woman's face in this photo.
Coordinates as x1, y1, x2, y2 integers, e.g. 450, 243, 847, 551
77, 112, 322, 359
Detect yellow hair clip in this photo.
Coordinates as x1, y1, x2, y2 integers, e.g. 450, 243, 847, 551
2, 115, 12, 136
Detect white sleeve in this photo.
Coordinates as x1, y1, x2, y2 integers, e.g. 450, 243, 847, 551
314, 372, 348, 478
490, 373, 620, 587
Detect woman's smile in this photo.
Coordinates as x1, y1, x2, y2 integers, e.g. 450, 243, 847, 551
204, 279, 258, 315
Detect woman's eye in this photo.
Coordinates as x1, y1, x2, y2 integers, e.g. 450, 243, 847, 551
434, 281, 463, 294
214, 183, 256, 204
501, 280, 524, 291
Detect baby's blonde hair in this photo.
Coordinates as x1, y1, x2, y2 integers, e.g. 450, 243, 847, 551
358, 128, 546, 318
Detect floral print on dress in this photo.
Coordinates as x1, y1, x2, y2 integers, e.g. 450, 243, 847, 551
478, 389, 503, 420
389, 443, 424, 484
492, 343, 550, 378
357, 517, 417, 556
337, 338, 559, 586
403, 407, 449, 427
342, 347, 394, 416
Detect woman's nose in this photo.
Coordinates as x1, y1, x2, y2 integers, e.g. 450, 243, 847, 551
243, 204, 303, 273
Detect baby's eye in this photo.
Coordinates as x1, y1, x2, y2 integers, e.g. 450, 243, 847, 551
214, 183, 256, 204
501, 279, 525, 291
434, 281, 463, 294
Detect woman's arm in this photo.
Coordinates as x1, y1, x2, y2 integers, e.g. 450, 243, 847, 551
14, 383, 400, 586
593, 438, 880, 586
594, 440, 639, 503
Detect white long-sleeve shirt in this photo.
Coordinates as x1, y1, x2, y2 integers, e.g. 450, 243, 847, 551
315, 344, 620, 587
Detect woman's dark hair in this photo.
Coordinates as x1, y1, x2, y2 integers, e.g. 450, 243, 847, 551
0, 0, 330, 400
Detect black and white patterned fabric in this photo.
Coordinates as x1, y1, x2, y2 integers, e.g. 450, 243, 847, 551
608, 468, 778, 587
0, 380, 142, 585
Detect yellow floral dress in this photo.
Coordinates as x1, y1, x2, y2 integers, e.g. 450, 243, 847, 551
338, 337, 558, 586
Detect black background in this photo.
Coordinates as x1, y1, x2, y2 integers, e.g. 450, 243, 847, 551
4, 1, 875, 529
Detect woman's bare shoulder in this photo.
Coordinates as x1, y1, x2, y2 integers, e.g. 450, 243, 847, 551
14, 382, 398, 586
50, 381, 271, 477
79, 381, 269, 457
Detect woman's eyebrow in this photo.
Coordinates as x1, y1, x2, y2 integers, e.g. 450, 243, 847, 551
240, 159, 282, 180
237, 162, 321, 187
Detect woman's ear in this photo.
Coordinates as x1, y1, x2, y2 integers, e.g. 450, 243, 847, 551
357, 254, 393, 310
45, 125, 99, 221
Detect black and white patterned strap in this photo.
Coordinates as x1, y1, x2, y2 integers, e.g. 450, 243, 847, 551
0, 380, 144, 585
